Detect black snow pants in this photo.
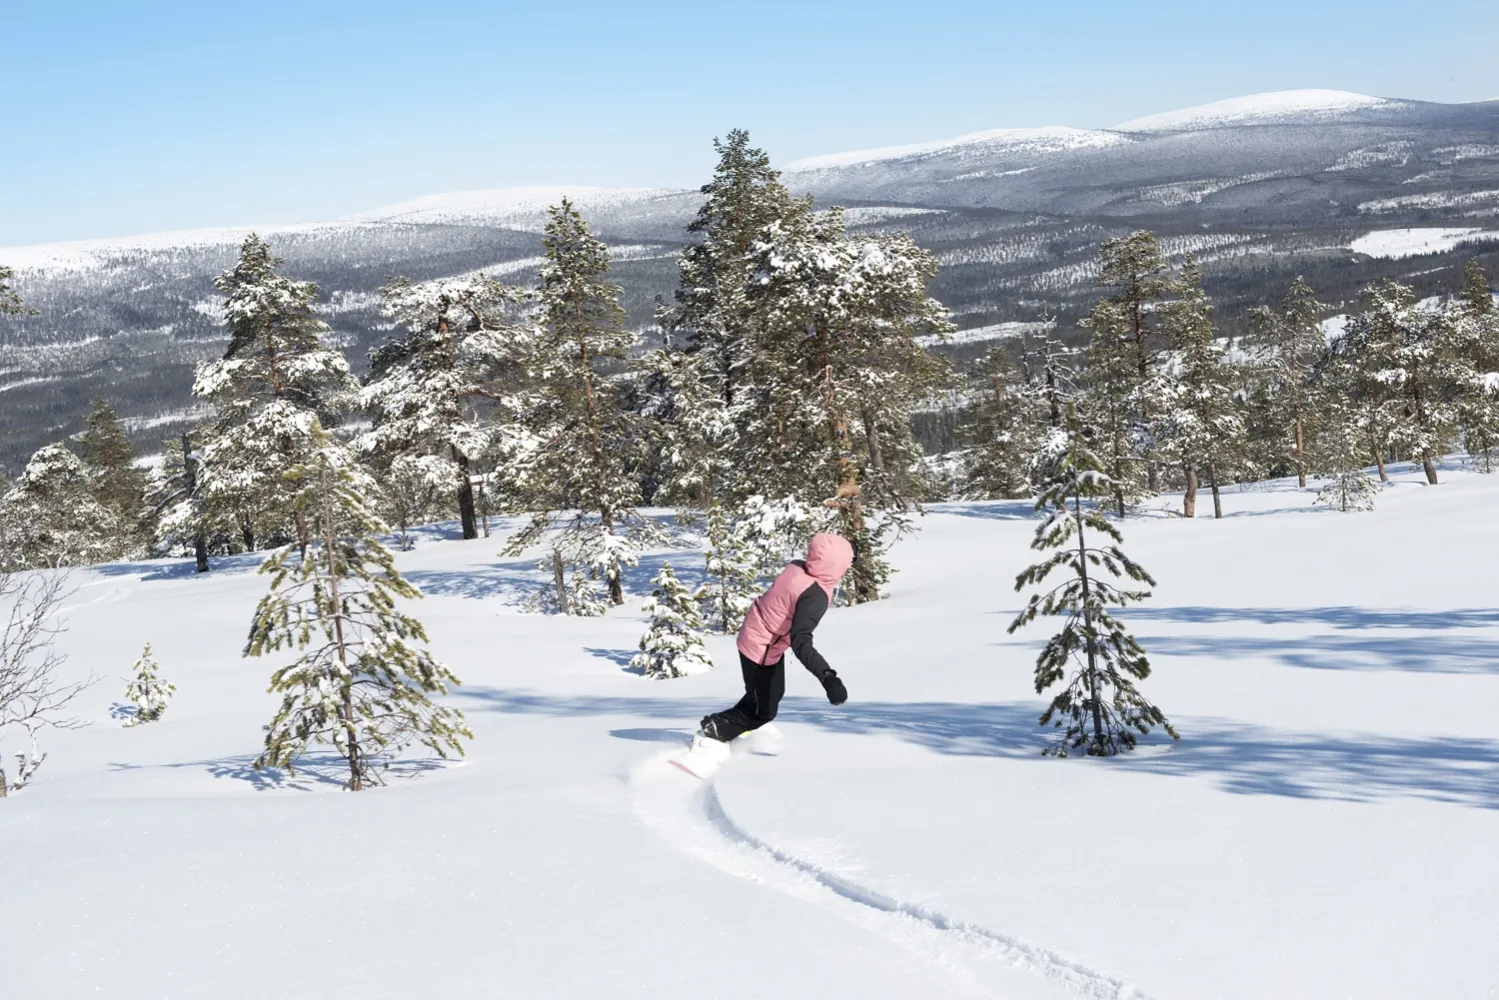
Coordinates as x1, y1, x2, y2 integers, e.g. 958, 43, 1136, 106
701, 653, 785, 742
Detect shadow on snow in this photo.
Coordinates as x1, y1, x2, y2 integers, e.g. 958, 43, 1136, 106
452, 686, 1499, 811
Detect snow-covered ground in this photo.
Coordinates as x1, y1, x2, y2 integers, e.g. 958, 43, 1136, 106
4, 464, 1499, 999
1350, 226, 1499, 258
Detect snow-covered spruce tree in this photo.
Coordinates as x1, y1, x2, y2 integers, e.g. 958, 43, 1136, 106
744, 203, 952, 602
1463, 259, 1495, 317
504, 199, 661, 609
1008, 408, 1177, 756
193, 235, 359, 552
245, 425, 470, 790
638, 344, 737, 510
0, 444, 123, 568
1019, 320, 1078, 431
377, 453, 456, 551
1097, 231, 1178, 495
0, 263, 36, 317
1357, 280, 1460, 485
1248, 277, 1331, 487
361, 275, 530, 542
658, 130, 805, 505
962, 345, 1044, 499
1080, 300, 1146, 517
631, 563, 714, 679
143, 432, 212, 572
1157, 259, 1245, 518
122, 644, 174, 726
693, 502, 758, 633
79, 396, 147, 550
1452, 261, 1499, 471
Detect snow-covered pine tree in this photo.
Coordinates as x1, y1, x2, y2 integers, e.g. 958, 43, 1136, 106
638, 344, 736, 509
693, 502, 757, 632
1080, 300, 1145, 517
378, 453, 456, 550
1314, 347, 1381, 511
0, 444, 123, 568
0, 264, 36, 316
659, 130, 805, 504
1020, 320, 1078, 431
745, 203, 952, 602
1248, 277, 1330, 487
963, 345, 1043, 499
631, 563, 714, 679
193, 235, 359, 551
361, 274, 530, 542
245, 424, 470, 790
1357, 280, 1459, 485
79, 396, 146, 549
1157, 259, 1245, 518
505, 199, 661, 608
1463, 259, 1494, 317
1097, 231, 1178, 495
143, 432, 211, 572
122, 644, 175, 726
1008, 407, 1177, 756
1452, 261, 1499, 472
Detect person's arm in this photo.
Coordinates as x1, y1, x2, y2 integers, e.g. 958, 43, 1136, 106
789, 586, 848, 705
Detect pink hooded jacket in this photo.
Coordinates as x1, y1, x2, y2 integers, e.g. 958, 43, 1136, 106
736, 533, 855, 665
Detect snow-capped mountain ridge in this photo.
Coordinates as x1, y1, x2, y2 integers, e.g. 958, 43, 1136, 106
784, 126, 1127, 172
1115, 89, 1396, 132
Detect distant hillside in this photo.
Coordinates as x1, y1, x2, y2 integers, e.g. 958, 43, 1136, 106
2, 90, 1497, 470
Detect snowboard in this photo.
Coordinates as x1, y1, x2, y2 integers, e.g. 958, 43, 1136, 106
668, 724, 782, 779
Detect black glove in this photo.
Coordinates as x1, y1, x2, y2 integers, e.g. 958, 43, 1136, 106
821, 670, 848, 706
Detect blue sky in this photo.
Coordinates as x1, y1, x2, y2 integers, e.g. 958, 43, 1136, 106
2, 0, 1495, 246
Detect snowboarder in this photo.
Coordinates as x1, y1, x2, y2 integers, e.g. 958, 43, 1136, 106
698, 532, 854, 745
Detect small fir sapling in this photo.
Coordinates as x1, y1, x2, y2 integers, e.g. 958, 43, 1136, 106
245, 425, 470, 790
631, 563, 714, 679
123, 643, 175, 725
1008, 408, 1178, 756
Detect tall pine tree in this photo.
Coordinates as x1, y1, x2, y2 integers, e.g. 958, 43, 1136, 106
194, 235, 359, 551
246, 424, 470, 790
361, 275, 530, 541
504, 199, 660, 607
1248, 277, 1329, 487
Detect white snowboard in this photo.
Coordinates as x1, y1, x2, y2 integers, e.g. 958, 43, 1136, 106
668, 724, 782, 779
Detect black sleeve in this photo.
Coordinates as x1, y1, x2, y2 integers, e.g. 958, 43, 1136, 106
789, 585, 832, 678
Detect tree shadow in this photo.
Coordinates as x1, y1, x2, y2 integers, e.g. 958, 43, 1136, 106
91, 552, 264, 581
108, 752, 452, 792
1144, 633, 1499, 674
404, 560, 542, 604
455, 686, 1499, 810
1123, 606, 1499, 631
926, 500, 1038, 522
108, 702, 138, 723
586, 647, 644, 675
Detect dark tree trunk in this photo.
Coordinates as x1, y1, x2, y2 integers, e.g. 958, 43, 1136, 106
1295, 416, 1307, 489
552, 549, 568, 615
453, 445, 477, 540
1208, 458, 1223, 519
1422, 453, 1438, 485
1183, 462, 1198, 518
239, 515, 254, 552
182, 433, 209, 573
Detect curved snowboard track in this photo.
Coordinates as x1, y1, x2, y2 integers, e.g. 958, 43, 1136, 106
629, 755, 1150, 1000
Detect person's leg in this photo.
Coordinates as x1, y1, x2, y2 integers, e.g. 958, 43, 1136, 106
701, 654, 785, 741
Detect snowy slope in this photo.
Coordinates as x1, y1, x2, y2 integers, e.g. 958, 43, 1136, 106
784, 127, 1127, 171
1115, 90, 1392, 132
4, 464, 1498, 999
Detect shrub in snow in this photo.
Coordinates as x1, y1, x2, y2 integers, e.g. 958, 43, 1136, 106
632, 563, 714, 679
1008, 409, 1178, 757
245, 425, 470, 791
0, 569, 89, 797
123, 644, 175, 726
